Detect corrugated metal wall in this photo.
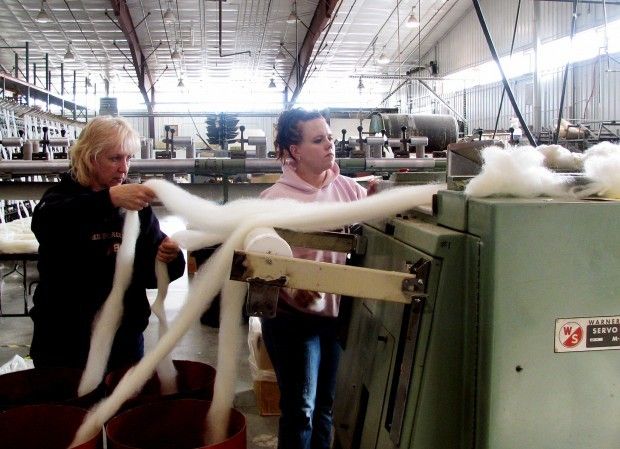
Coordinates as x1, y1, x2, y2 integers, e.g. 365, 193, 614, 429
435, 0, 620, 75
408, 0, 620, 136
406, 54, 620, 136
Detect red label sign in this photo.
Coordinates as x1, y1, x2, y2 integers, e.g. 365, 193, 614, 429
560, 322, 583, 348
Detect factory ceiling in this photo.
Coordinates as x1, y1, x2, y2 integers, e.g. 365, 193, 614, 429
0, 0, 471, 111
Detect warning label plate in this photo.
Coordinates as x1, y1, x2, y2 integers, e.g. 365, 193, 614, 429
555, 316, 620, 353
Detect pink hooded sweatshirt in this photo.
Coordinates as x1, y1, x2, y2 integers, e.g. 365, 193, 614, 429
260, 161, 367, 318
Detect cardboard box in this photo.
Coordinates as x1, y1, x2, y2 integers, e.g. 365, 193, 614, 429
254, 380, 281, 416
255, 334, 274, 371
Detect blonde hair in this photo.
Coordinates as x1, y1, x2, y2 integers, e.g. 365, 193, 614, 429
69, 116, 140, 186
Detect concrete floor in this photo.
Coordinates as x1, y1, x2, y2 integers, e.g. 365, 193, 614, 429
0, 212, 279, 448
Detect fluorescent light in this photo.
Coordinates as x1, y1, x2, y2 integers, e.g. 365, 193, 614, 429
377, 52, 390, 65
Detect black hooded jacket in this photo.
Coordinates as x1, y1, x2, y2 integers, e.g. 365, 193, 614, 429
29, 173, 185, 368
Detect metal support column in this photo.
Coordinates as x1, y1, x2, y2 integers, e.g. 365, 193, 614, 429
72, 70, 77, 120
554, 0, 578, 144
471, 0, 536, 146
25, 41, 29, 84
533, 0, 542, 135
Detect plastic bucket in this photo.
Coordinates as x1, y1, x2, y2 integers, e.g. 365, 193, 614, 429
105, 360, 216, 410
0, 367, 103, 411
0, 404, 103, 449
106, 398, 246, 449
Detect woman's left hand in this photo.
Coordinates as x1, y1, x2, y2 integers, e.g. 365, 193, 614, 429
157, 237, 180, 263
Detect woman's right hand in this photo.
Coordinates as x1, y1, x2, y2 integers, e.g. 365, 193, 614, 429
109, 184, 156, 210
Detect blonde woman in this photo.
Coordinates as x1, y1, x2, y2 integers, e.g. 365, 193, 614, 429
29, 116, 185, 371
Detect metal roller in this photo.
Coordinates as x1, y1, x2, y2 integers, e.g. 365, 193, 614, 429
140, 138, 153, 159
0, 157, 446, 177
0, 138, 24, 147
368, 113, 458, 153
410, 114, 458, 153
169, 136, 194, 146
47, 138, 71, 147
247, 136, 267, 146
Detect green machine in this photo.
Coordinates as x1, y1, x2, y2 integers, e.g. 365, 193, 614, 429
334, 189, 620, 449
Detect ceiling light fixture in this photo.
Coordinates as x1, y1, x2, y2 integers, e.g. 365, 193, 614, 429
35, 0, 50, 23
64, 41, 75, 61
286, 12, 297, 24
171, 41, 182, 60
406, 12, 420, 28
377, 52, 390, 65
163, 0, 176, 23
268, 78, 276, 88
276, 44, 286, 62
357, 77, 365, 90
177, 78, 185, 88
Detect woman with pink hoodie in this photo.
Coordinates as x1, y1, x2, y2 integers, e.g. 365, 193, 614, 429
260, 108, 367, 449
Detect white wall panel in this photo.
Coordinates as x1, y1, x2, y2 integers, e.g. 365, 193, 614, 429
407, 1, 620, 139
433, 0, 620, 76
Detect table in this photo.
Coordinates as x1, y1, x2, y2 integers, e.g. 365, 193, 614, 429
0, 253, 38, 317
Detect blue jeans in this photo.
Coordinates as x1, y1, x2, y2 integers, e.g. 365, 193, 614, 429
261, 312, 341, 449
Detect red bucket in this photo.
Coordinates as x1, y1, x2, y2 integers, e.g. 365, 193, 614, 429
106, 398, 246, 449
0, 404, 103, 449
0, 367, 103, 411
105, 360, 216, 410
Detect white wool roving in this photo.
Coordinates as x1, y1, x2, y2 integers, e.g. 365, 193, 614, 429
152, 259, 178, 395
77, 210, 140, 397
465, 145, 571, 198
579, 142, 620, 198
536, 144, 584, 171
69, 181, 443, 448
582, 141, 620, 160
171, 229, 228, 251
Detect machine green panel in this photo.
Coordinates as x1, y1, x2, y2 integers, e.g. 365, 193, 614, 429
335, 189, 620, 449
334, 217, 469, 449
467, 196, 620, 449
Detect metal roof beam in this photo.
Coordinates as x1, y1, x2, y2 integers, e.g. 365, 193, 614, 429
287, 0, 340, 108
109, 0, 155, 122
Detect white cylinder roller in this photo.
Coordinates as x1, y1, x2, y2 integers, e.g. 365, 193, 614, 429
243, 227, 292, 257
247, 136, 267, 146
47, 138, 71, 147
0, 138, 23, 147
162, 136, 193, 146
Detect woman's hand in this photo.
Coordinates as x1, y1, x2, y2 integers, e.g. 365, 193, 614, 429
109, 184, 155, 210
157, 237, 181, 263
282, 288, 324, 308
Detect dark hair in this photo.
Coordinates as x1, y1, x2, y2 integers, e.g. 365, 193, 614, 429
274, 108, 323, 162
